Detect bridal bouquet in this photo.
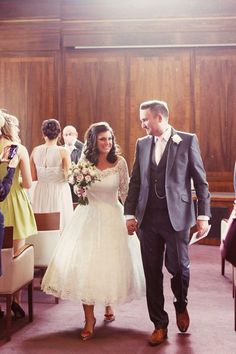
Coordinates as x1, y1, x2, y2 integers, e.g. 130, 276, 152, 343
68, 160, 100, 205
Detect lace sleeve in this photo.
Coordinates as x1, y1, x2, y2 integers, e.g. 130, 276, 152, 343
117, 157, 129, 204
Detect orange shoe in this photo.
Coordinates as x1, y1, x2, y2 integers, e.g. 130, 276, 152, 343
176, 308, 190, 332
104, 313, 115, 322
80, 318, 96, 341
148, 328, 168, 346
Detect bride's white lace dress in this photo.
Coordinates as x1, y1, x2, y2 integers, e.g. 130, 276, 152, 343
41, 157, 145, 305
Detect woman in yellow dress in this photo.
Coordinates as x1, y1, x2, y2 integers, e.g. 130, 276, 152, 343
0, 110, 37, 319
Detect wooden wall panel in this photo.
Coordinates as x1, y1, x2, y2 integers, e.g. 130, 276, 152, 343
62, 49, 193, 169
62, 0, 236, 20
0, 0, 60, 19
62, 51, 127, 151
0, 53, 59, 153
194, 48, 236, 191
62, 18, 236, 48
61, 0, 236, 48
127, 49, 192, 166
0, 22, 60, 51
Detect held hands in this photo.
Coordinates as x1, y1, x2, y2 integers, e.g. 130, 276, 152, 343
126, 219, 138, 235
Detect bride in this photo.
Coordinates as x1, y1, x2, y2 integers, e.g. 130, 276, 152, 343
41, 121, 145, 340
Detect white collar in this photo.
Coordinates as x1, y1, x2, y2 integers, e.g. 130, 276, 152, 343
155, 125, 171, 142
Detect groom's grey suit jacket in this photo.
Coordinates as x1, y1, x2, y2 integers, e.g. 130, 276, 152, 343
124, 128, 211, 232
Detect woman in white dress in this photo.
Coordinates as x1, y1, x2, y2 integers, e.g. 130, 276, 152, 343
30, 119, 73, 230
41, 122, 145, 340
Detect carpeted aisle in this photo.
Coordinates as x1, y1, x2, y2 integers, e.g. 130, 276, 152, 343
0, 245, 235, 354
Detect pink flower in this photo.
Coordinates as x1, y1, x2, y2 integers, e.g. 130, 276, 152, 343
68, 159, 101, 206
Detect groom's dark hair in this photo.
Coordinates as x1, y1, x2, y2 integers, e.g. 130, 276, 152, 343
140, 100, 169, 120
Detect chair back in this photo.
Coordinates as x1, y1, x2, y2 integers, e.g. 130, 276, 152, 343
2, 227, 13, 249
27, 212, 61, 267
34, 212, 60, 231
0, 225, 34, 341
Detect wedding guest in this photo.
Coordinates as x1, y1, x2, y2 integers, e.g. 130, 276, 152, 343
0, 140, 19, 316
30, 119, 73, 231
42, 122, 145, 340
0, 109, 37, 319
62, 125, 83, 203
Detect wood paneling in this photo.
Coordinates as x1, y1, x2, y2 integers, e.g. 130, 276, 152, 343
0, 53, 59, 153
194, 48, 236, 190
62, 18, 236, 48
0, 0, 60, 19
61, 0, 236, 20
0, 22, 60, 51
62, 48, 192, 168
62, 51, 127, 149
127, 49, 192, 166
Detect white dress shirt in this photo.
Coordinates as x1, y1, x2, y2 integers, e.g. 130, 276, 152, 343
154, 126, 172, 165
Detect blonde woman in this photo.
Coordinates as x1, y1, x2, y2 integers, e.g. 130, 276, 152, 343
0, 110, 37, 319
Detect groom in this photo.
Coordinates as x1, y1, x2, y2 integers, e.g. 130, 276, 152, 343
124, 100, 211, 346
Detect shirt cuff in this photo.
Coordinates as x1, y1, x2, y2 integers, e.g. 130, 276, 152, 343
125, 215, 135, 220
197, 215, 210, 221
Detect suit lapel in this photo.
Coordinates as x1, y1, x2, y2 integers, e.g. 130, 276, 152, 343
166, 128, 179, 175
141, 135, 153, 180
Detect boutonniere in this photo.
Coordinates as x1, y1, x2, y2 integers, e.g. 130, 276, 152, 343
171, 134, 182, 145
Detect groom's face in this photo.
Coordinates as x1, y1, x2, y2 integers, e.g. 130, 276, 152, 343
140, 108, 161, 136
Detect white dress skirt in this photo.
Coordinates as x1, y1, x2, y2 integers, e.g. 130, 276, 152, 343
41, 157, 145, 305
31, 144, 73, 231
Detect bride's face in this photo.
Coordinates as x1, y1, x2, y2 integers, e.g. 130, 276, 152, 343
96, 130, 113, 155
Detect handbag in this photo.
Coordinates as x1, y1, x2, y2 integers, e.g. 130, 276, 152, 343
220, 203, 236, 267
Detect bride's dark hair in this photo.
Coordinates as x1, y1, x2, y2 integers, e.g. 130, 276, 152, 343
84, 122, 119, 165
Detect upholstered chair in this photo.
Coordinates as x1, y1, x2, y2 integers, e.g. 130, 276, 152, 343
0, 227, 34, 341
26, 212, 60, 303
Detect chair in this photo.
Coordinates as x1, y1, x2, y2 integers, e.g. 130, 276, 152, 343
221, 218, 235, 296
221, 218, 236, 331
220, 218, 228, 276
26, 212, 60, 303
0, 227, 34, 341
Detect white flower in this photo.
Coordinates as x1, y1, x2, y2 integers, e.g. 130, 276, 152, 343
85, 175, 92, 183
172, 134, 182, 145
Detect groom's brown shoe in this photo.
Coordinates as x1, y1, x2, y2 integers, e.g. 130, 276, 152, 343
176, 308, 190, 332
148, 328, 167, 346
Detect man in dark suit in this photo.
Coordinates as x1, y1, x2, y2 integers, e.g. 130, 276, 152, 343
62, 125, 83, 203
124, 100, 211, 346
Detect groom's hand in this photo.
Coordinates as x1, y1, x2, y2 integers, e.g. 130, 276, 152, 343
126, 219, 137, 235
